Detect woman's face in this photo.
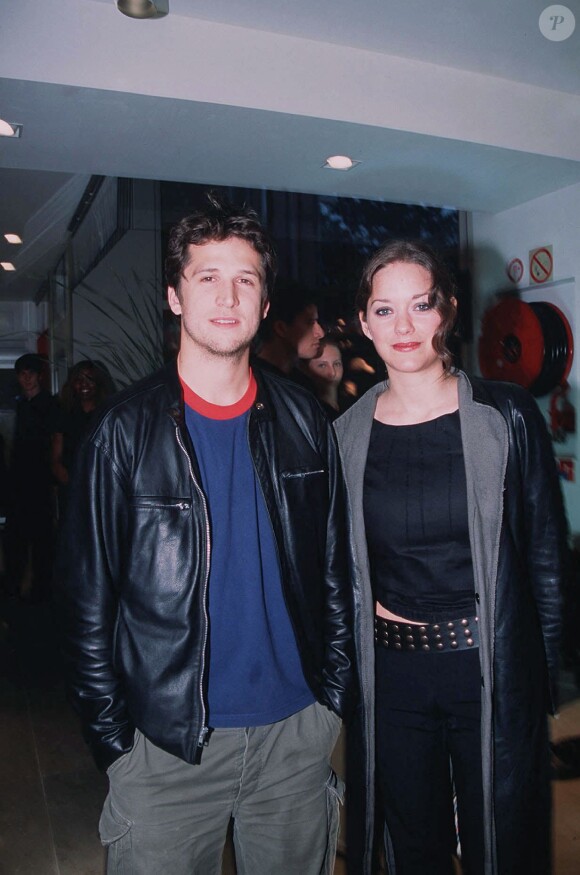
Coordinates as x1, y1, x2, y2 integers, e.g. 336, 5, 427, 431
360, 260, 448, 378
308, 344, 343, 386
72, 368, 98, 402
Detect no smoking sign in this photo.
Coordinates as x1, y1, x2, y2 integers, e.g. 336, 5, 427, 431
529, 245, 553, 284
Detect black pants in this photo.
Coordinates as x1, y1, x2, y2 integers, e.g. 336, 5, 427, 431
375, 645, 484, 875
4, 498, 54, 599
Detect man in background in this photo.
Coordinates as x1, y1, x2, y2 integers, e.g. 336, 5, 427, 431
255, 283, 325, 388
4, 354, 57, 602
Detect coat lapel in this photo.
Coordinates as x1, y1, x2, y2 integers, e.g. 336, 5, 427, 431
458, 372, 508, 873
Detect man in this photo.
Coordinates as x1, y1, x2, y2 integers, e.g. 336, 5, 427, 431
255, 281, 325, 386
5, 353, 57, 601
57, 195, 355, 874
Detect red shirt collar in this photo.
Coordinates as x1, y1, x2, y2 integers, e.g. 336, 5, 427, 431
180, 369, 257, 420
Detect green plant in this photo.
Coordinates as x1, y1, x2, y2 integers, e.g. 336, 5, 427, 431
75, 270, 164, 389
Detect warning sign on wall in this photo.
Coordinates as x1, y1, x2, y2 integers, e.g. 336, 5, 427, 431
506, 257, 524, 284
529, 245, 554, 284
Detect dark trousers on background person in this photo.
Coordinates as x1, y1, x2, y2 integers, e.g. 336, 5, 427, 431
4, 495, 54, 600
375, 645, 484, 875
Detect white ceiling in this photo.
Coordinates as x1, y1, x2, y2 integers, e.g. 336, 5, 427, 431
1, 0, 579, 300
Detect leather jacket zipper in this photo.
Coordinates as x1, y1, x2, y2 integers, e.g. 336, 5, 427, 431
132, 499, 190, 510
175, 425, 211, 752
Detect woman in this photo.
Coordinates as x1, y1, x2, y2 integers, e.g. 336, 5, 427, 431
307, 335, 347, 420
51, 360, 114, 515
334, 240, 566, 875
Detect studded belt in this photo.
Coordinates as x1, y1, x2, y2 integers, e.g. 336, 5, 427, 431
375, 614, 479, 652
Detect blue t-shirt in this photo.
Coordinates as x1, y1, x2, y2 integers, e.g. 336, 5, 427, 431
182, 373, 314, 727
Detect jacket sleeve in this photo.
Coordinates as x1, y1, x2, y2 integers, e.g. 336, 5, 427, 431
320, 416, 358, 719
512, 391, 567, 713
55, 434, 135, 772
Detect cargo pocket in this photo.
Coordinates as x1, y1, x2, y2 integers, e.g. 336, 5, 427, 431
99, 795, 133, 845
323, 768, 345, 875
99, 794, 134, 875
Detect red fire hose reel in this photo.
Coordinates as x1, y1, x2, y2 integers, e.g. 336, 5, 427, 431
478, 298, 574, 397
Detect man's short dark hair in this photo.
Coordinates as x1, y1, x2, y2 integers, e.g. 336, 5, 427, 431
258, 281, 319, 342
15, 353, 44, 374
165, 193, 277, 300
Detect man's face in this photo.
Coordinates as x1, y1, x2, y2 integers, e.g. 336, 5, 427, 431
282, 304, 325, 361
167, 238, 269, 361
17, 368, 41, 399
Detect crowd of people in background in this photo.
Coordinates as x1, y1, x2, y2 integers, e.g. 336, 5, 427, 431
0, 299, 381, 606
0, 355, 115, 602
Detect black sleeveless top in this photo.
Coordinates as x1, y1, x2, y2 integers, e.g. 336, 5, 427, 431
363, 410, 476, 622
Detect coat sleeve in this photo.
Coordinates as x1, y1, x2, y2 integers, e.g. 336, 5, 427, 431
512, 390, 567, 713
319, 416, 358, 719
54, 434, 135, 772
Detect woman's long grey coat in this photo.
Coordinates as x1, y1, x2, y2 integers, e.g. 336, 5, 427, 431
334, 372, 567, 875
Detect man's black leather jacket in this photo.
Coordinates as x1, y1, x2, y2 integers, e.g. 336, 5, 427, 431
56, 361, 356, 772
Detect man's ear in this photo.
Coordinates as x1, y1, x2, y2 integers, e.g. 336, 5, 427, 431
450, 296, 458, 311
262, 299, 270, 321
168, 286, 182, 316
359, 311, 372, 341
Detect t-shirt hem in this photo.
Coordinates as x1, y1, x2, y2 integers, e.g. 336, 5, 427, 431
209, 691, 316, 728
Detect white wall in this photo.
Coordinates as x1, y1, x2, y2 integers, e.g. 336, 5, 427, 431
472, 181, 580, 531
0, 300, 48, 366
5, 0, 580, 163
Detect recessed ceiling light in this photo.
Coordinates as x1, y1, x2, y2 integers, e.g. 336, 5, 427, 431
324, 155, 360, 171
4, 233, 22, 244
1, 262, 16, 271
116, 0, 158, 18
0, 119, 22, 138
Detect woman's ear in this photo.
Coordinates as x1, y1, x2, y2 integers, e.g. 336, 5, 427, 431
359, 311, 372, 341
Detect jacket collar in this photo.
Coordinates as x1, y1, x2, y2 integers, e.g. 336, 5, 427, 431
457, 370, 501, 411
252, 364, 276, 422
163, 359, 185, 426
164, 357, 275, 425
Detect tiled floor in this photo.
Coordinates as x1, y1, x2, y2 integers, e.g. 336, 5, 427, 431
0, 597, 108, 875
1, 596, 578, 875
